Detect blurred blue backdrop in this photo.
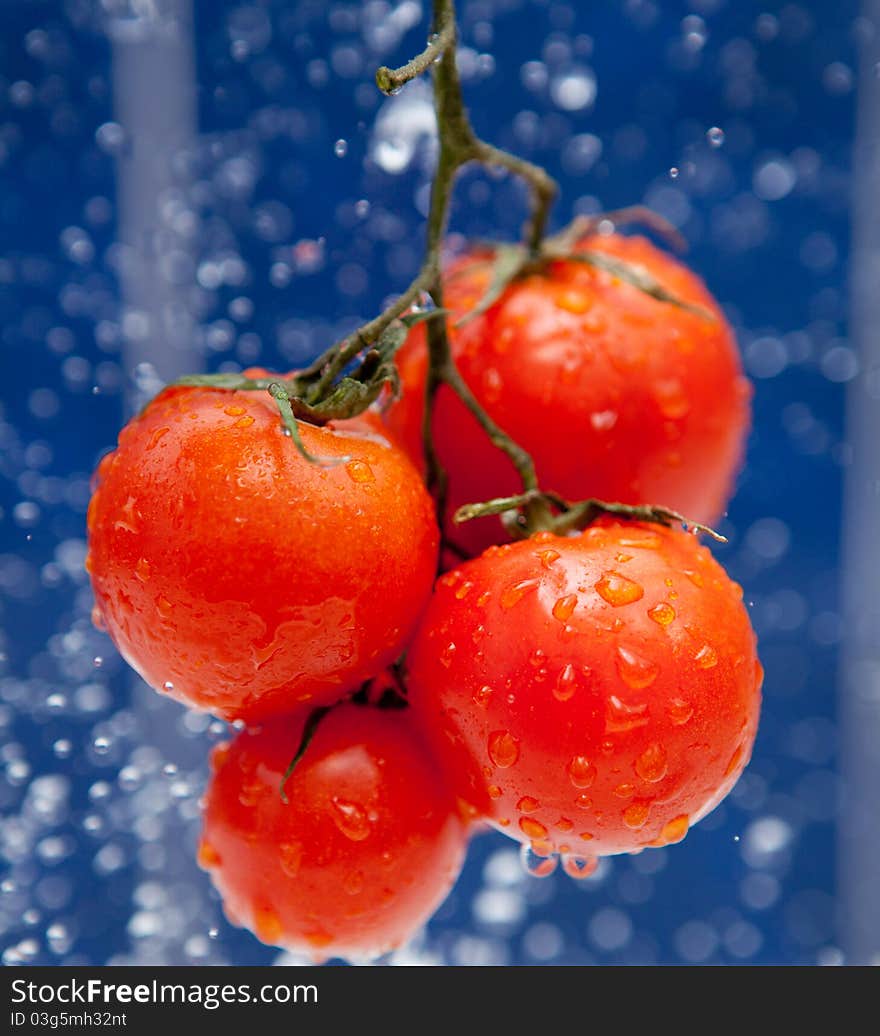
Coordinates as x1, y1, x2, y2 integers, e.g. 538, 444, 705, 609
0, 0, 860, 965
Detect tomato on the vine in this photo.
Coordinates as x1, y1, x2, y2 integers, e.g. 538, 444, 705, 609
405, 520, 762, 857
86, 377, 439, 722
199, 703, 468, 961
388, 233, 751, 555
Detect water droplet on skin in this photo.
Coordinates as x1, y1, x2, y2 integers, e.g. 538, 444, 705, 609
667, 698, 694, 725
530, 648, 547, 667
553, 663, 585, 701
473, 684, 493, 707
254, 906, 283, 944
724, 745, 744, 777
517, 796, 540, 814
634, 743, 668, 783
537, 548, 560, 568
197, 839, 221, 869
91, 605, 107, 631
487, 784, 502, 799
331, 798, 371, 841
440, 642, 457, 668
552, 594, 578, 623
623, 802, 650, 829
454, 580, 474, 600
595, 572, 644, 607
557, 290, 591, 314
648, 602, 676, 626
616, 646, 659, 689
519, 815, 549, 840
557, 817, 574, 832
147, 426, 170, 450
606, 695, 650, 733
224, 405, 246, 416
501, 579, 540, 609
156, 596, 173, 619
343, 871, 364, 895
561, 854, 599, 880
520, 843, 558, 878
234, 415, 254, 428
653, 378, 691, 419
590, 410, 618, 431
695, 644, 718, 669
488, 730, 520, 768
575, 794, 593, 810
659, 814, 690, 844
135, 557, 151, 582
346, 459, 374, 483
279, 841, 302, 877
567, 755, 597, 789
684, 569, 703, 588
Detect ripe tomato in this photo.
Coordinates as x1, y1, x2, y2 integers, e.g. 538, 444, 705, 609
86, 378, 439, 722
199, 703, 468, 961
387, 234, 751, 555
405, 521, 762, 857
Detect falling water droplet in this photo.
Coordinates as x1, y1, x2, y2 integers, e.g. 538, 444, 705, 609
520, 842, 559, 878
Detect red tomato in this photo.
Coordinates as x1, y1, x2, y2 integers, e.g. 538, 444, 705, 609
405, 521, 762, 857
86, 380, 439, 722
199, 704, 468, 961
388, 234, 751, 555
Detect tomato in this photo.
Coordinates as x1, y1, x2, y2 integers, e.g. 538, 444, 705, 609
86, 378, 439, 722
405, 520, 762, 858
387, 234, 751, 555
199, 703, 468, 961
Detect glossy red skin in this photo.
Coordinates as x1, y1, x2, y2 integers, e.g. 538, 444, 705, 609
388, 234, 752, 556
406, 521, 762, 857
86, 380, 439, 722
199, 705, 468, 961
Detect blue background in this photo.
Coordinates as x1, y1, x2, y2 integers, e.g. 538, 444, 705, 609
0, 0, 855, 965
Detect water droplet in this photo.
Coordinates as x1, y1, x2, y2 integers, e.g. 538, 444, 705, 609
695, 644, 718, 669
529, 648, 547, 668
623, 802, 650, 829
669, 166, 680, 179
590, 409, 618, 431
93, 656, 104, 669
279, 840, 302, 877
488, 730, 520, 768
575, 794, 593, 810
487, 784, 502, 799
634, 743, 668, 783
156, 596, 173, 619
648, 602, 676, 626
537, 548, 560, 568
557, 290, 591, 314
135, 557, 151, 582
346, 459, 374, 483
208, 927, 219, 939
440, 642, 457, 668
197, 839, 221, 869
667, 698, 694, 725
254, 906, 283, 944
660, 814, 690, 844
517, 795, 540, 813
653, 378, 691, 419
561, 853, 599, 880
331, 798, 371, 841
567, 755, 597, 789
552, 594, 578, 623
473, 684, 493, 707
343, 870, 364, 896
606, 695, 650, 733
454, 580, 474, 600
162, 680, 174, 693
616, 645, 659, 689
91, 605, 107, 631
556, 817, 574, 832
595, 571, 644, 607
501, 579, 540, 609
520, 842, 558, 878
224, 405, 246, 416
724, 744, 744, 777
234, 415, 255, 429
707, 126, 725, 147
93, 735, 110, 754
553, 663, 585, 702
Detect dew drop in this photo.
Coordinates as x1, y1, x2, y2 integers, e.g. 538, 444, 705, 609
552, 593, 578, 623
616, 645, 659, 689
488, 730, 520, 768
606, 695, 650, 733
440, 642, 457, 668
345, 459, 374, 483
695, 644, 718, 669
623, 802, 650, 829
660, 813, 690, 844
595, 571, 644, 606
634, 742, 668, 783
553, 663, 583, 702
500, 579, 540, 609
473, 684, 493, 708
517, 795, 540, 813
567, 755, 597, 789
537, 548, 561, 568
330, 798, 371, 841
561, 853, 599, 880
648, 602, 676, 626
519, 842, 558, 878
667, 698, 694, 725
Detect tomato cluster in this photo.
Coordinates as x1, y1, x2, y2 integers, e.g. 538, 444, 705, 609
86, 233, 762, 962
